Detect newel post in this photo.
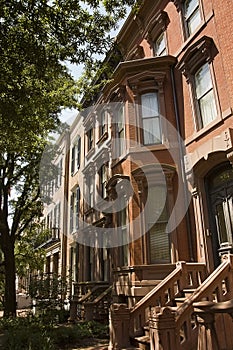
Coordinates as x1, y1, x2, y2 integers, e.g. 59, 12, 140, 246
149, 307, 177, 350
108, 303, 131, 350
68, 296, 78, 322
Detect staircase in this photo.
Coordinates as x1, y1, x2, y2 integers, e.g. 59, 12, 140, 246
109, 255, 233, 350
70, 283, 112, 323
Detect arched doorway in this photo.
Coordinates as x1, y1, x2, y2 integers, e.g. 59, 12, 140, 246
206, 163, 233, 266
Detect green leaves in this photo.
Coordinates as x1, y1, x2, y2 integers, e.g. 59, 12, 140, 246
0, 0, 139, 316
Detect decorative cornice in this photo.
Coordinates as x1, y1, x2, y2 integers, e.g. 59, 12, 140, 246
176, 36, 218, 82
145, 10, 170, 44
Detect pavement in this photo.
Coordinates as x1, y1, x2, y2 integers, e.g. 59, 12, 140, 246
67, 339, 108, 350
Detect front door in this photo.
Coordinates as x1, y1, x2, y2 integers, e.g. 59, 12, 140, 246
207, 164, 233, 265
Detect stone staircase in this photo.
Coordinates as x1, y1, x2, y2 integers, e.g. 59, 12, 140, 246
69, 283, 111, 323
109, 255, 233, 350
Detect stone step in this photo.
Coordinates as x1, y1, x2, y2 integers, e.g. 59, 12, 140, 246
131, 335, 150, 350
183, 288, 196, 295
174, 297, 187, 306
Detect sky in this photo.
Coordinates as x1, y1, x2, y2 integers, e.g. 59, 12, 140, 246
59, 10, 130, 125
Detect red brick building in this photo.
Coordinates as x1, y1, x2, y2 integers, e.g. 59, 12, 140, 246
93, 0, 233, 348
41, 0, 233, 348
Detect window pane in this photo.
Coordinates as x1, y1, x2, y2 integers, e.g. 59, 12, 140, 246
147, 186, 167, 222
118, 105, 124, 128
184, 0, 201, 35
71, 146, 75, 174
199, 90, 217, 126
100, 110, 107, 135
142, 93, 159, 118
195, 63, 212, 98
216, 204, 228, 243
187, 8, 201, 34
76, 137, 81, 169
143, 117, 161, 144
195, 63, 217, 127
184, 0, 199, 18
155, 33, 166, 56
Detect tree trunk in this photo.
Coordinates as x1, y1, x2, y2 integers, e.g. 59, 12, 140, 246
3, 237, 16, 317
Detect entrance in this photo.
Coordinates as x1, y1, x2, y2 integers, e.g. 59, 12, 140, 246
206, 163, 233, 265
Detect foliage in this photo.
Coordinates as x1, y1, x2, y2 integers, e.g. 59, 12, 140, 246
15, 224, 46, 280
0, 0, 140, 316
0, 317, 109, 350
29, 273, 70, 324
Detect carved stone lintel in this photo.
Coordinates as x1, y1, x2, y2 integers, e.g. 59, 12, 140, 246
176, 36, 218, 82
145, 10, 170, 44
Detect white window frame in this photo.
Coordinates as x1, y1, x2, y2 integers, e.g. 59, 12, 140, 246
154, 32, 167, 57
183, 0, 201, 37
71, 137, 81, 175
194, 63, 217, 129
99, 164, 107, 199
141, 92, 162, 145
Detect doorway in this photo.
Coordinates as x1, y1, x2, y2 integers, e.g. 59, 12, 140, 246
206, 163, 233, 265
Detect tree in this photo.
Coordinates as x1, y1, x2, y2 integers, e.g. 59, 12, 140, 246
0, 0, 138, 317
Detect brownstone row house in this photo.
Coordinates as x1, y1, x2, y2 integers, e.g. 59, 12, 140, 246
38, 0, 233, 348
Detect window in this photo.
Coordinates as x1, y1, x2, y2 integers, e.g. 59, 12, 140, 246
75, 187, 80, 230
71, 137, 81, 175
154, 32, 167, 56
146, 186, 170, 263
116, 105, 125, 156
85, 176, 94, 209
47, 211, 53, 230
176, 37, 218, 131
53, 253, 59, 274
56, 158, 63, 188
87, 128, 94, 152
183, 0, 201, 36
89, 181, 94, 208
53, 202, 61, 229
70, 187, 80, 233
70, 192, 75, 233
141, 92, 161, 144
99, 164, 107, 199
100, 110, 108, 137
194, 63, 217, 128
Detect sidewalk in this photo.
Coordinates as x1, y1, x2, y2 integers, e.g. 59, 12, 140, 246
68, 338, 108, 350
